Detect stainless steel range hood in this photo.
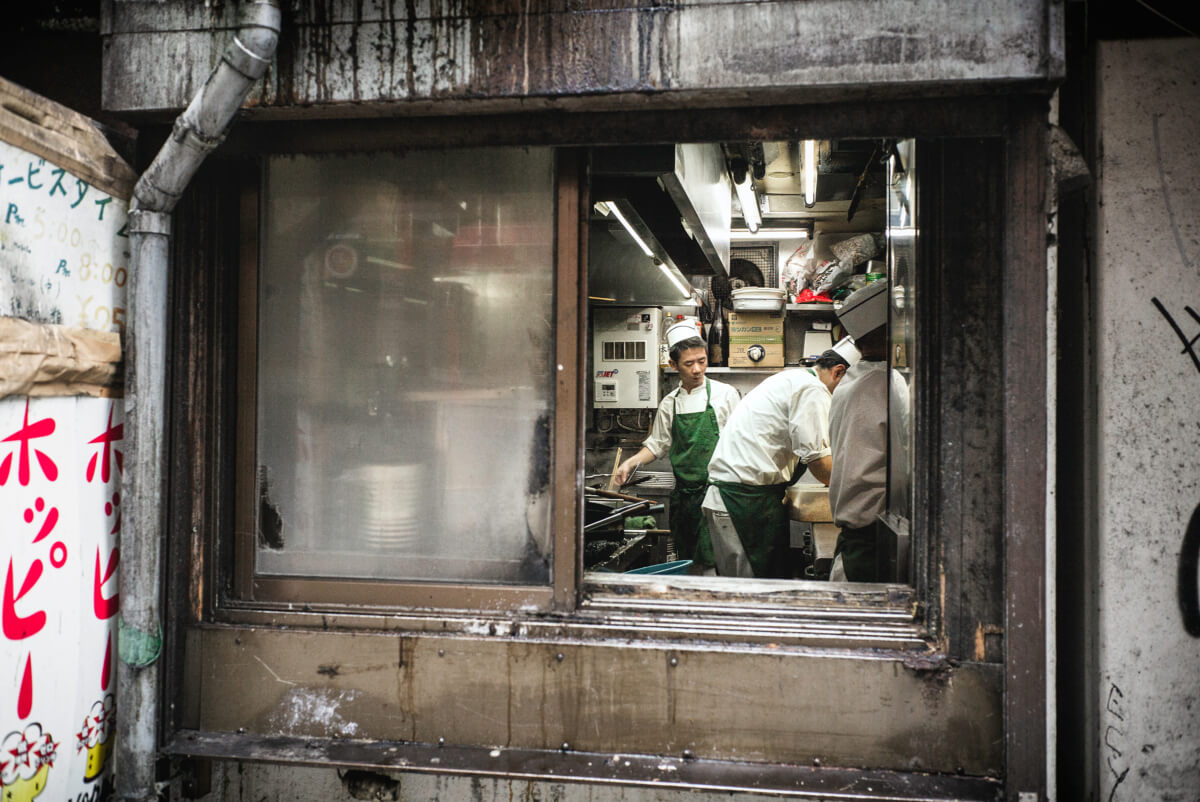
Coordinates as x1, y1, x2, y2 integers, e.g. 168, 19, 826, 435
588, 218, 696, 306
591, 143, 731, 278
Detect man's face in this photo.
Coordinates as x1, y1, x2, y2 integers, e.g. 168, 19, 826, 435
671, 346, 708, 390
815, 364, 847, 394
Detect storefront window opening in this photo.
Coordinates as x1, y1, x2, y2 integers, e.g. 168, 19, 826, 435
583, 139, 916, 588
224, 135, 935, 613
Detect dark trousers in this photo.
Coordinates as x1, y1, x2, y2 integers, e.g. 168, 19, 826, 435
836, 522, 882, 583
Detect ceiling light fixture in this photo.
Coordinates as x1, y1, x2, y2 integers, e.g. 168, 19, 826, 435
733, 172, 762, 234
730, 228, 810, 239
598, 199, 690, 300
597, 200, 654, 258
657, 260, 694, 301
802, 139, 818, 208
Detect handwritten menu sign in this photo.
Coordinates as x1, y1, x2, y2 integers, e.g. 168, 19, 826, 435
1, 133, 128, 801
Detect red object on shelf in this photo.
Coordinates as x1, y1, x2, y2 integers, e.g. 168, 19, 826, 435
796, 289, 834, 303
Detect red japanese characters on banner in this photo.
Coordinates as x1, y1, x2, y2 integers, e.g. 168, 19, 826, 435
1, 397, 123, 799
2, 400, 61, 722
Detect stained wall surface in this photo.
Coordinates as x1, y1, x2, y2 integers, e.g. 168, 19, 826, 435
1093, 38, 1200, 801
102, 0, 1062, 115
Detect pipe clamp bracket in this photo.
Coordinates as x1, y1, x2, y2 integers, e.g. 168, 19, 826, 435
118, 617, 163, 669
226, 36, 273, 80
171, 117, 225, 154
128, 209, 172, 237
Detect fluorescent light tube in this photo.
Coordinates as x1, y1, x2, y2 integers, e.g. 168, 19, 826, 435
802, 139, 818, 207
733, 173, 761, 233
607, 202, 654, 257
730, 228, 810, 239
657, 260, 693, 300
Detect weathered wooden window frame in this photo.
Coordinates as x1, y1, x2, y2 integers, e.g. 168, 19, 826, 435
163, 95, 1046, 799
208, 135, 929, 634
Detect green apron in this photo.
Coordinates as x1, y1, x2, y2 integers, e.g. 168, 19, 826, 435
712, 464, 805, 579
668, 379, 720, 569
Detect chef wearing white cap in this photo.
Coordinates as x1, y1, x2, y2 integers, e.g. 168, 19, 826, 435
828, 280, 907, 582
612, 321, 740, 571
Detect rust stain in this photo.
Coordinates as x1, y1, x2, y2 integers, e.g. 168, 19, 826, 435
399, 636, 416, 741
973, 623, 1005, 662
938, 564, 948, 652
248, 1, 689, 107
404, 0, 417, 99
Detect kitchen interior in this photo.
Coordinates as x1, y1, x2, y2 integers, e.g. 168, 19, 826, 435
584, 138, 915, 583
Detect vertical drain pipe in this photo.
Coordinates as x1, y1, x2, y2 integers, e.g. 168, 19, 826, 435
117, 3, 280, 800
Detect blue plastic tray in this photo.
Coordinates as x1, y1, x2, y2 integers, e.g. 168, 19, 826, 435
625, 559, 693, 575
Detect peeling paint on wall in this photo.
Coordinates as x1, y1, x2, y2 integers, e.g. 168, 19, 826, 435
267, 687, 363, 737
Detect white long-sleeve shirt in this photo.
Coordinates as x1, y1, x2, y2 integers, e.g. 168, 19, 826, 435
828, 361, 887, 528
705, 368, 833, 488
642, 378, 741, 459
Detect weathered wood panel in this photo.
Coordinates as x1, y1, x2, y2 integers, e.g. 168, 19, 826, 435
916, 137, 1008, 663
102, 0, 1062, 114
0, 75, 135, 197
187, 625, 1004, 775
1001, 99, 1048, 802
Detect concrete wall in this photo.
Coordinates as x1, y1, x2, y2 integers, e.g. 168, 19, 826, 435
1092, 38, 1200, 800
101, 0, 1062, 115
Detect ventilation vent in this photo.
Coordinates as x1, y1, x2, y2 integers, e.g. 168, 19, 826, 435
602, 340, 647, 361
729, 244, 777, 288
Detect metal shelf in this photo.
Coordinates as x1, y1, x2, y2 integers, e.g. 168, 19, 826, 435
664, 366, 786, 374
785, 303, 838, 313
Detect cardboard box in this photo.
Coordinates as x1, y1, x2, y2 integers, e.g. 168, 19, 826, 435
728, 342, 784, 368
728, 310, 785, 339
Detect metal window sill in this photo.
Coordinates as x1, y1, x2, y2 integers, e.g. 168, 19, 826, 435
164, 730, 1001, 801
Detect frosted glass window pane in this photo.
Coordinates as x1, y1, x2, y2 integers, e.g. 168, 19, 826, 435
254, 148, 556, 585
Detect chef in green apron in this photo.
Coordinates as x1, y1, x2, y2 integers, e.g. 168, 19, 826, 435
613, 322, 741, 572
701, 346, 854, 578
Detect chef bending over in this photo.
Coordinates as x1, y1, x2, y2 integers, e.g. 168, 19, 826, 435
701, 344, 855, 578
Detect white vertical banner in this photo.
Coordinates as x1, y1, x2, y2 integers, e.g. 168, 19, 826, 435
1, 397, 123, 801
1, 133, 129, 801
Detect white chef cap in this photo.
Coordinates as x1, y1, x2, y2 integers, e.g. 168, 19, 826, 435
831, 336, 862, 368
666, 320, 703, 348
836, 280, 888, 339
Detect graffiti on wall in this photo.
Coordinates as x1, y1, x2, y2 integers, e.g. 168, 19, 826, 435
1150, 298, 1200, 637
1180, 504, 1200, 637
1151, 298, 1200, 375
1103, 682, 1130, 801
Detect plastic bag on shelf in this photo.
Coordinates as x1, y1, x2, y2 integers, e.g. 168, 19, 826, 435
830, 232, 885, 267
782, 240, 815, 296
813, 259, 854, 295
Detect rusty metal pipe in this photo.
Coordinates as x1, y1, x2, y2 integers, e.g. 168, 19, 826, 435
118, 3, 280, 800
